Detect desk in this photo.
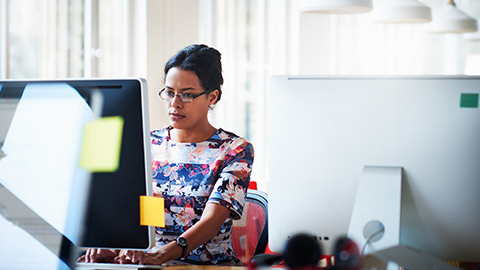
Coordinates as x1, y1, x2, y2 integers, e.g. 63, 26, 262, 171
76, 265, 250, 270
166, 266, 245, 270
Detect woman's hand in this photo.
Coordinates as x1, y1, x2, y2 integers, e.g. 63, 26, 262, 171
116, 249, 173, 265
77, 249, 119, 263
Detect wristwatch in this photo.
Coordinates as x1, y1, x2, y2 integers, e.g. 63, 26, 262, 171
176, 237, 188, 259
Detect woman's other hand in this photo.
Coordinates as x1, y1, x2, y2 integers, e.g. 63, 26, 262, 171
116, 250, 168, 266
77, 248, 119, 263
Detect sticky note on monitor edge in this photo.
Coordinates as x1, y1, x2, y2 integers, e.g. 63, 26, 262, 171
460, 93, 479, 108
140, 196, 165, 228
79, 116, 124, 172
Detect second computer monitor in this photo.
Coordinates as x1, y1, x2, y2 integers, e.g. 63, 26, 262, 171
266, 75, 480, 263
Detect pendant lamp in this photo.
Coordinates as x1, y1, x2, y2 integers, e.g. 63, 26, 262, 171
371, 0, 432, 24
426, 0, 478, 33
299, 0, 373, 14
464, 21, 480, 41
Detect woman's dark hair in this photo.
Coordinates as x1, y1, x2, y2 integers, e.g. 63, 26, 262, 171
164, 44, 223, 104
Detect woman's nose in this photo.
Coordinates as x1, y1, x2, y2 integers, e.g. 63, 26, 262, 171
170, 94, 182, 107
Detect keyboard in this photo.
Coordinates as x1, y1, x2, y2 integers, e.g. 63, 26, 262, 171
76, 262, 163, 269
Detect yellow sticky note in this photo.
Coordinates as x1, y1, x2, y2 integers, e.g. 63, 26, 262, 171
79, 116, 124, 172
140, 196, 165, 227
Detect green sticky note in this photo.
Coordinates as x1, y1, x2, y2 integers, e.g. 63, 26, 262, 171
460, 93, 479, 108
80, 116, 124, 172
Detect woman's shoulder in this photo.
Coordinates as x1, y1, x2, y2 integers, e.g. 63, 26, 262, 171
150, 127, 170, 142
213, 128, 244, 142
213, 128, 253, 152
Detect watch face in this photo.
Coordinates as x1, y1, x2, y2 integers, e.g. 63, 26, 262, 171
177, 237, 187, 246
177, 237, 188, 259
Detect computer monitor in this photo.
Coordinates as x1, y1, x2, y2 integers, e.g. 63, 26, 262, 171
0, 79, 154, 269
266, 76, 480, 266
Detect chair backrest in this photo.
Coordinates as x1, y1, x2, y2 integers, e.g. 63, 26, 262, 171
232, 189, 268, 265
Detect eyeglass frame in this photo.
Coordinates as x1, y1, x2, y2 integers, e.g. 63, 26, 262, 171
158, 88, 214, 103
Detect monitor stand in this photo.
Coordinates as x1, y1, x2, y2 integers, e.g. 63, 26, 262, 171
347, 166, 461, 270
0, 183, 77, 269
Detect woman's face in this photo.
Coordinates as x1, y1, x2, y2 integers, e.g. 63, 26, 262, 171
164, 67, 218, 131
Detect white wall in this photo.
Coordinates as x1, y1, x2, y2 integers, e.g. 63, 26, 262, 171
146, 0, 200, 131
299, 14, 334, 74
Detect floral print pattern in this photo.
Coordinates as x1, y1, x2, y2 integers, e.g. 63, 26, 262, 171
150, 127, 254, 265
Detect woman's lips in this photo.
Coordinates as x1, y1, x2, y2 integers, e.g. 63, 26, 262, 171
170, 113, 185, 121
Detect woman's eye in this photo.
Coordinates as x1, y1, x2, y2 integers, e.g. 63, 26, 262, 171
183, 93, 195, 99
166, 91, 176, 97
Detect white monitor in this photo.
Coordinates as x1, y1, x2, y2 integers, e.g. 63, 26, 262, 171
266, 76, 480, 265
0, 79, 154, 269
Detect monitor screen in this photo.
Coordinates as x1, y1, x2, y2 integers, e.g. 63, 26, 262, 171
266, 76, 480, 264
0, 79, 154, 269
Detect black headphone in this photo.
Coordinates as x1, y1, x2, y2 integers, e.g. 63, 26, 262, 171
328, 236, 362, 270
282, 234, 323, 269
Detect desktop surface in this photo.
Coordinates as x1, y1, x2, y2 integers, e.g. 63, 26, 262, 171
76, 264, 248, 270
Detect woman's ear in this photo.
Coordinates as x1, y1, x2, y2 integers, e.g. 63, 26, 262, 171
209, 89, 219, 105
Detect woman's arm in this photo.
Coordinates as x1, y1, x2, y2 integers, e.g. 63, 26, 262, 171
119, 202, 232, 265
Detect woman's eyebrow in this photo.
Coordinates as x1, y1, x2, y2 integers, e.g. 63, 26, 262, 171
164, 86, 198, 91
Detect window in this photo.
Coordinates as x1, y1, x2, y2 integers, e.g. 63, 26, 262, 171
0, 0, 137, 79
4, 0, 83, 78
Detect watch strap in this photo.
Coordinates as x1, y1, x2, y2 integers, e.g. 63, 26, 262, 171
176, 237, 188, 259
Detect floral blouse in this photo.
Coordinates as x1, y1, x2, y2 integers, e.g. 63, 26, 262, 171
149, 127, 254, 265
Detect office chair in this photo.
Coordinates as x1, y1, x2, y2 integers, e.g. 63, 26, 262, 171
232, 189, 268, 265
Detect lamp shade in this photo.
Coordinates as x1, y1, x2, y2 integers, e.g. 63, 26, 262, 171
426, 2, 478, 33
299, 0, 373, 14
371, 0, 432, 24
463, 21, 480, 41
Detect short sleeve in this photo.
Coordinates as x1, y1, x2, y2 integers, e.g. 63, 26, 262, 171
207, 139, 254, 220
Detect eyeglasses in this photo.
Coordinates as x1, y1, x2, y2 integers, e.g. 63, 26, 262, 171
158, 88, 211, 103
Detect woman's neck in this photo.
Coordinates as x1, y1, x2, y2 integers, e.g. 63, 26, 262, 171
168, 125, 217, 143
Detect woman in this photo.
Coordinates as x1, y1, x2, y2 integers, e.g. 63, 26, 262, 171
83, 44, 254, 266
